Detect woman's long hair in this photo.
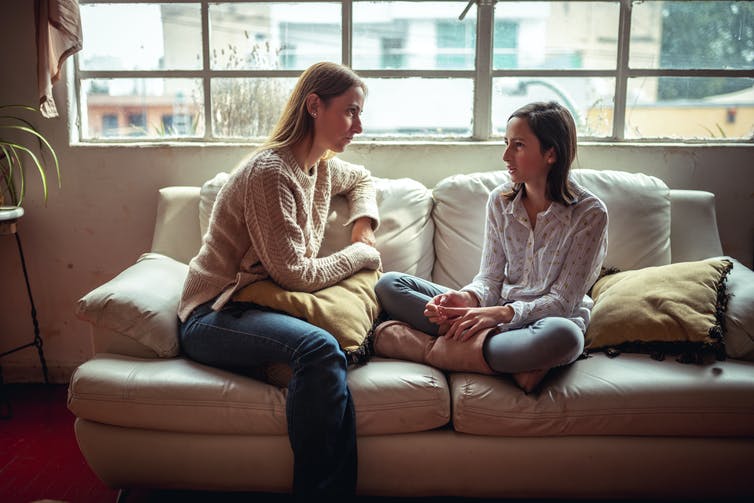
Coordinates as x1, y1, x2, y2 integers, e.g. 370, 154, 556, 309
259, 62, 366, 161
503, 101, 578, 205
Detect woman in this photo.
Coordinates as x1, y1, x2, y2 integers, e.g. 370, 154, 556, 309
374, 101, 608, 393
177, 62, 381, 495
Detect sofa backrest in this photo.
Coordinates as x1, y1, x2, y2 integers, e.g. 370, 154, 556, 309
431, 169, 673, 288
150, 170, 723, 285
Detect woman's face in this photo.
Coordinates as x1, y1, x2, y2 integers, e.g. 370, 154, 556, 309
502, 116, 554, 186
313, 85, 365, 153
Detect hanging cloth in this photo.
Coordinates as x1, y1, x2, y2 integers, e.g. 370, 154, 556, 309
36, 0, 83, 118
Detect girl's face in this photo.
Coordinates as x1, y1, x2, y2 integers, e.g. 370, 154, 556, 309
502, 116, 555, 186
313, 85, 364, 153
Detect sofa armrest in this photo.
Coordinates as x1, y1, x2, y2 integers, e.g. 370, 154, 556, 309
669, 189, 723, 263
76, 253, 188, 358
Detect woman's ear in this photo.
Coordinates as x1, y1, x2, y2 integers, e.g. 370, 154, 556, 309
306, 93, 321, 118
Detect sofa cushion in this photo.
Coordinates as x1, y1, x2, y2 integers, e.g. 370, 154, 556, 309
233, 270, 381, 363
450, 352, 754, 437
431, 169, 671, 288
585, 258, 732, 360
75, 252, 187, 358
200, 174, 435, 280
67, 355, 451, 436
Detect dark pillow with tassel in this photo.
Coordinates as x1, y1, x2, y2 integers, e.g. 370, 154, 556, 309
585, 258, 732, 362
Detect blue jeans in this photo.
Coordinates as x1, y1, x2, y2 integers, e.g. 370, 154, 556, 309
179, 300, 357, 496
375, 271, 584, 373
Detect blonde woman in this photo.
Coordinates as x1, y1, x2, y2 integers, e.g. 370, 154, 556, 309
177, 62, 380, 495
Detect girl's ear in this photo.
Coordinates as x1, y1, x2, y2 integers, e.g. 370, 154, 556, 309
546, 147, 557, 165
306, 93, 321, 118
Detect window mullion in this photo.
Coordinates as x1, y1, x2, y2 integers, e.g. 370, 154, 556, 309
201, 1, 211, 141
72, 50, 83, 142
612, 0, 632, 141
473, 0, 494, 140
343, 0, 352, 67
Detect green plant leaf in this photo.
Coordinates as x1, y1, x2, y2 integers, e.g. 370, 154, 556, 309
0, 105, 60, 206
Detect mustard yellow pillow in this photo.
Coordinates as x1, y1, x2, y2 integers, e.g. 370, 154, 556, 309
586, 258, 732, 361
233, 270, 381, 364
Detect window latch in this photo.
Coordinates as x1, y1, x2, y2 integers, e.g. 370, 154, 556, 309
459, 0, 474, 20
459, 0, 496, 21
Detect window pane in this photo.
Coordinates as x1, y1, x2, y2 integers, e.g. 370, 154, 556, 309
80, 4, 202, 71
210, 3, 341, 70
212, 78, 297, 138
491, 77, 615, 137
81, 79, 204, 139
494, 2, 618, 70
626, 77, 754, 139
631, 1, 754, 69
353, 2, 476, 70
360, 78, 473, 136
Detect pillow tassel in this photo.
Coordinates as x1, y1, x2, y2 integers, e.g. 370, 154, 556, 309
346, 310, 388, 365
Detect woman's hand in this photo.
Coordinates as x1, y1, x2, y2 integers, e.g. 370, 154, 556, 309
440, 305, 514, 342
424, 290, 478, 327
351, 217, 376, 247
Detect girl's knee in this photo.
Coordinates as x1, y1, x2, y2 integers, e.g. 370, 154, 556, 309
547, 318, 584, 361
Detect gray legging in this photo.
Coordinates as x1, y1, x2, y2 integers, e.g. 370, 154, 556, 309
374, 271, 584, 373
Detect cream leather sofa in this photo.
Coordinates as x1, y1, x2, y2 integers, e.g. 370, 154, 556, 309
68, 169, 754, 499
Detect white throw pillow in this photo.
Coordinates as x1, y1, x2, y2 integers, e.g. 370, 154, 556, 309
75, 252, 188, 357
318, 177, 435, 280
199, 171, 231, 238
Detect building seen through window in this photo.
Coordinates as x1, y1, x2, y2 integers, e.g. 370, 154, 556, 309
75, 1, 754, 142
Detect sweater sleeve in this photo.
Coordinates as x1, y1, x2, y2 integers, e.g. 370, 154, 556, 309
245, 165, 381, 293
328, 157, 380, 230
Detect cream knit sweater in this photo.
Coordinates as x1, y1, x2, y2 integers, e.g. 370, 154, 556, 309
178, 147, 381, 322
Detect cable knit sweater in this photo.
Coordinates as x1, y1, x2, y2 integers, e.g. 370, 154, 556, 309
178, 147, 381, 322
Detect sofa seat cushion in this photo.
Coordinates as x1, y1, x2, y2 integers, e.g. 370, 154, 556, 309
68, 355, 450, 436
451, 353, 754, 437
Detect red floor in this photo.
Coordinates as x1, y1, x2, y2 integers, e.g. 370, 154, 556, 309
0, 383, 118, 503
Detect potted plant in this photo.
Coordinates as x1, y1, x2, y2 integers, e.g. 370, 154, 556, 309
0, 104, 60, 209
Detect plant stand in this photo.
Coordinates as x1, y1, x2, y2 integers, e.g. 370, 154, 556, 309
0, 208, 49, 419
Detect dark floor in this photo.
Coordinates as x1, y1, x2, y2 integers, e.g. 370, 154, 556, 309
0, 383, 749, 503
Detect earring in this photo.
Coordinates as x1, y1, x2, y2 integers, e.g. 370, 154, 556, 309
311, 112, 318, 118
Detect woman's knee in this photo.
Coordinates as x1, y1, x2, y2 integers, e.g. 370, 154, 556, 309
295, 327, 346, 368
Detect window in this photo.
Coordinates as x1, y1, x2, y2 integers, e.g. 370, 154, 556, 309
74, 1, 754, 142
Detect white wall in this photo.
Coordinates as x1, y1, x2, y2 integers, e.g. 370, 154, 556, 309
1, 1, 752, 383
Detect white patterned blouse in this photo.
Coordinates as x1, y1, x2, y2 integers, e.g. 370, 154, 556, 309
461, 179, 609, 334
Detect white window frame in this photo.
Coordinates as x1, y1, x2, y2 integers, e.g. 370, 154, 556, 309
73, 0, 754, 143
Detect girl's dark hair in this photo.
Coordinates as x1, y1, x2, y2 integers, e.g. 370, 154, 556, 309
503, 101, 578, 204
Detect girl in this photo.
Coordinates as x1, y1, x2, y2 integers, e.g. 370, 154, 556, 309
177, 62, 381, 495
374, 101, 608, 393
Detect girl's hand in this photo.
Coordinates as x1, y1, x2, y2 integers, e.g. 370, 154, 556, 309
440, 305, 514, 342
424, 290, 478, 326
351, 217, 376, 247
